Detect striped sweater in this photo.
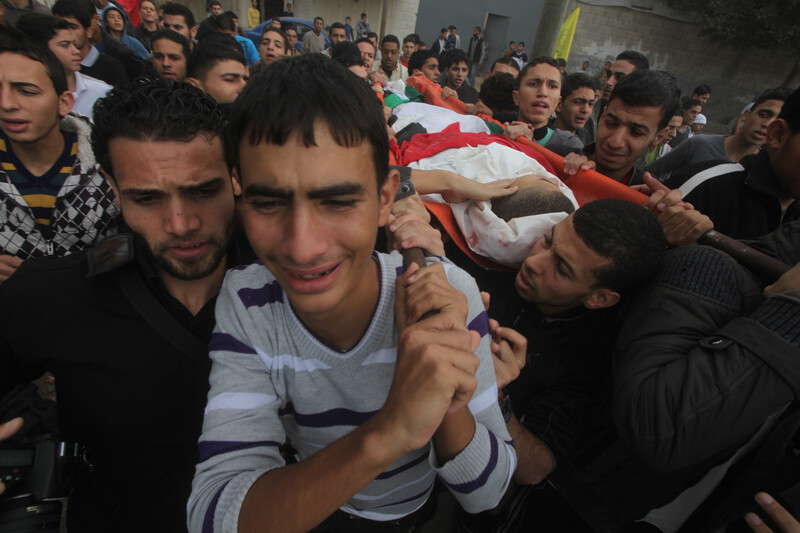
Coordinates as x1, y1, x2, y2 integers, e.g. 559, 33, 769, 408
188, 251, 516, 532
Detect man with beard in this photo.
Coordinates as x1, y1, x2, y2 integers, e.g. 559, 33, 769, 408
151, 28, 190, 82
300, 15, 325, 55
374, 33, 408, 82
0, 77, 251, 532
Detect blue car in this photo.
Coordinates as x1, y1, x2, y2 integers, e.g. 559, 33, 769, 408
246, 17, 330, 53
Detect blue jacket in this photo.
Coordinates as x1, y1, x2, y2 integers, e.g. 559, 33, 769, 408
235, 34, 260, 65
101, 4, 149, 61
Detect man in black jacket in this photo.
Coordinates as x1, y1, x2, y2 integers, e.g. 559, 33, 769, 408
456, 199, 667, 532
0, 79, 247, 533
466, 26, 485, 87
656, 85, 800, 240
491, 195, 800, 532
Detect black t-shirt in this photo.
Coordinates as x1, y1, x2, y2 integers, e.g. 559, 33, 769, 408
81, 51, 128, 87
130, 24, 157, 51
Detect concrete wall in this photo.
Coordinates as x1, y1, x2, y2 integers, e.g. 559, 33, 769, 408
180, 0, 420, 39
564, 0, 799, 125
292, 0, 420, 40
415, 0, 546, 73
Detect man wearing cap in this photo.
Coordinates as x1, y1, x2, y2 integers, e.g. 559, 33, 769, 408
691, 113, 707, 134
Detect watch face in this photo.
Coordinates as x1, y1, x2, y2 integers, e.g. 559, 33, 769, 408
499, 394, 513, 422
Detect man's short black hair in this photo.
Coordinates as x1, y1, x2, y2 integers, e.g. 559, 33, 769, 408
313, 16, 323, 24
15, 13, 71, 44
555, 57, 566, 69
152, 28, 191, 59
51, 0, 92, 29
692, 84, 711, 97
609, 70, 681, 130
681, 97, 702, 111
366, 31, 378, 40
92, 77, 230, 177
777, 86, 800, 134
330, 22, 345, 34
448, 25, 456, 30
440, 27, 447, 34
407, 49, 435, 74
441, 49, 469, 70
508, 41, 515, 46
573, 199, 666, 294
479, 72, 517, 113
491, 56, 520, 74
380, 34, 399, 48
360, 12, 366, 18
492, 188, 575, 222
260, 26, 286, 48
208, 0, 221, 8
229, 54, 388, 188
615, 50, 649, 71
517, 56, 560, 89
330, 41, 362, 69
561, 72, 601, 98
403, 33, 419, 45
355, 36, 375, 51
187, 33, 246, 80
162, 3, 195, 28
216, 11, 237, 32
0, 26, 68, 95
753, 87, 793, 109
518, 41, 525, 47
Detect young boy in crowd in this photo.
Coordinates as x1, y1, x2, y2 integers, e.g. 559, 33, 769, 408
188, 53, 515, 533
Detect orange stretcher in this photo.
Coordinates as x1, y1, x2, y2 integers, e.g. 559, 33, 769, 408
393, 85, 790, 280
513, 137, 648, 206
403, 72, 649, 208
406, 74, 468, 114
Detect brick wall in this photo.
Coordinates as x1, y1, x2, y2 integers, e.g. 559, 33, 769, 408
565, 0, 799, 125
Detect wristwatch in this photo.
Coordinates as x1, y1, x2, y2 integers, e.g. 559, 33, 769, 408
498, 392, 513, 423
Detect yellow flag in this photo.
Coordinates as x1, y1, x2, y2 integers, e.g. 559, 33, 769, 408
554, 8, 580, 60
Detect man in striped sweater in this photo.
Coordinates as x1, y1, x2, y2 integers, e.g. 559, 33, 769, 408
188, 54, 516, 533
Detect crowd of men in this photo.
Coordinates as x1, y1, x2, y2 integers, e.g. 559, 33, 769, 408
0, 2, 799, 533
